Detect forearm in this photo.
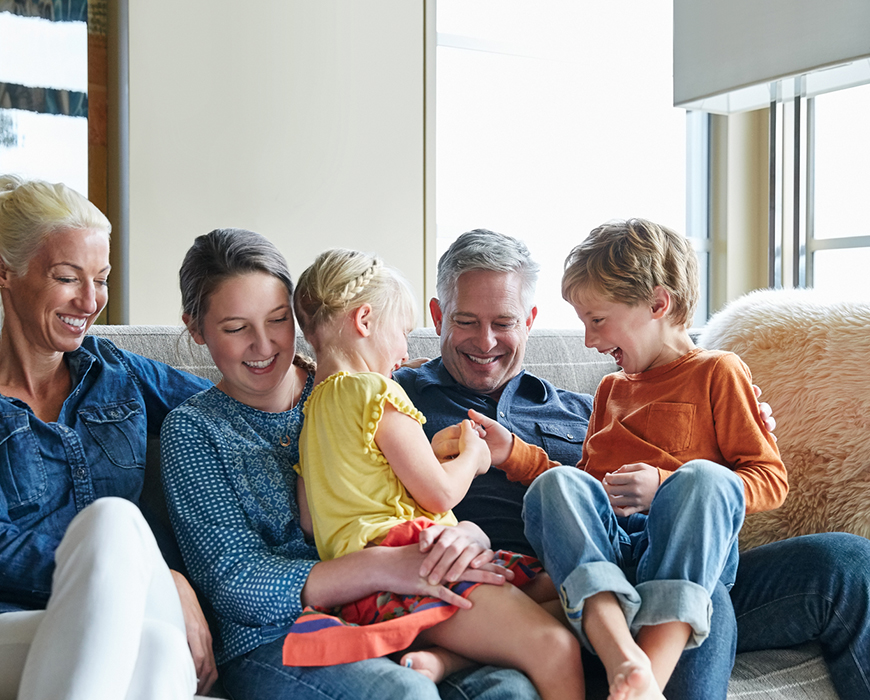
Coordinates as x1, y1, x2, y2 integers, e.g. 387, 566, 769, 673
498, 437, 561, 485
301, 545, 395, 609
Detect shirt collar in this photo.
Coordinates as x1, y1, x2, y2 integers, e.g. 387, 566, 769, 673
409, 357, 550, 404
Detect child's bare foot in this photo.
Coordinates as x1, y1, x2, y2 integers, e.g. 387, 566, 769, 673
400, 646, 472, 683
608, 659, 665, 700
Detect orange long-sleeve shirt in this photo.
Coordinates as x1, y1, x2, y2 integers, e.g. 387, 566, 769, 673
500, 348, 787, 514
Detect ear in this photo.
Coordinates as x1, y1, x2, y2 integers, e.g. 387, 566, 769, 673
352, 303, 374, 337
429, 298, 444, 334
525, 305, 538, 332
182, 313, 206, 345
0, 259, 11, 287
651, 286, 671, 319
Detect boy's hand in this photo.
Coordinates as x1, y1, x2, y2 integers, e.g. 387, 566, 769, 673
602, 462, 660, 516
467, 408, 514, 467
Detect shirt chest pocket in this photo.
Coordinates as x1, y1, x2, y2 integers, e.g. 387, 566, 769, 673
79, 401, 146, 469
0, 412, 47, 519
536, 422, 585, 466
633, 402, 696, 453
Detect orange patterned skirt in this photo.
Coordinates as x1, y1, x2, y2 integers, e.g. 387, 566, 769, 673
282, 518, 540, 666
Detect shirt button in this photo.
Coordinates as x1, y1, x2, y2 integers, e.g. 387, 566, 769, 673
499, 411, 506, 418
74, 467, 87, 479
567, 433, 574, 439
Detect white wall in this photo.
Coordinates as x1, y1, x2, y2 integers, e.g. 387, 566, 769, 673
127, 0, 426, 324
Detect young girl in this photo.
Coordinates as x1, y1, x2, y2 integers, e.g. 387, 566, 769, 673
283, 248, 584, 699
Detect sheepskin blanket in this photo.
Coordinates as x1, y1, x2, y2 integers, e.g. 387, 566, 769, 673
699, 288, 870, 550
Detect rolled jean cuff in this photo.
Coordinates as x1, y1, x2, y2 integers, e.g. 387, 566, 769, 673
632, 579, 712, 649
560, 561, 641, 651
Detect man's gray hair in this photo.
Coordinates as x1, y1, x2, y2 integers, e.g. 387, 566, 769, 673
435, 229, 539, 314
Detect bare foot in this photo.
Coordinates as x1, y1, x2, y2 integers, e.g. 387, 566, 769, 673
400, 646, 472, 683
608, 659, 665, 700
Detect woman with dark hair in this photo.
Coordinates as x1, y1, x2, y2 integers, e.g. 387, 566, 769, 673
0, 175, 216, 699
161, 228, 542, 700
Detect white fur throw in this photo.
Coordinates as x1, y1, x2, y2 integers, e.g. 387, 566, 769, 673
699, 288, 870, 550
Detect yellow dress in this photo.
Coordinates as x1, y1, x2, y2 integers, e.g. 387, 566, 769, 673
295, 371, 457, 561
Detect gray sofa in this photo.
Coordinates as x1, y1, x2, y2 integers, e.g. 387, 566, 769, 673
91, 322, 839, 700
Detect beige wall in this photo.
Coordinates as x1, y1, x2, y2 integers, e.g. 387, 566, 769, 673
126, 0, 426, 325
708, 109, 770, 313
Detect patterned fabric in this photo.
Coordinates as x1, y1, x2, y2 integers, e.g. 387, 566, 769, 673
282, 517, 540, 667
160, 377, 318, 664
297, 372, 456, 561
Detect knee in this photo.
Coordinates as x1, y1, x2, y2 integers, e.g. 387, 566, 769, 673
525, 467, 603, 514
663, 461, 744, 505
59, 498, 156, 570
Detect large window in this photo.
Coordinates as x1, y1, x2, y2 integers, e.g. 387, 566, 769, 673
0, 3, 89, 194
770, 80, 870, 302
435, 0, 704, 327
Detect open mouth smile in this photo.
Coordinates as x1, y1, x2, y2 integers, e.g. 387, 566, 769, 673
244, 355, 276, 369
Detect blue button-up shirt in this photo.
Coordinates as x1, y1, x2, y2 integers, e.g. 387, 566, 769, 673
394, 358, 593, 555
0, 336, 211, 612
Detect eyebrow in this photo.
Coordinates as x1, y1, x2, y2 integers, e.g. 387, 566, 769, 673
217, 304, 291, 324
50, 262, 112, 274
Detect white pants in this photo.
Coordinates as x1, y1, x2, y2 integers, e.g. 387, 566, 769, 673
0, 498, 197, 700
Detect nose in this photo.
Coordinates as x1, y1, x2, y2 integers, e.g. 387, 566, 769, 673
75, 282, 99, 315
251, 324, 273, 356
473, 324, 498, 352
584, 330, 597, 349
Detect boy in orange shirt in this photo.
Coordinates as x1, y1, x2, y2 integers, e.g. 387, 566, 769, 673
478, 219, 786, 700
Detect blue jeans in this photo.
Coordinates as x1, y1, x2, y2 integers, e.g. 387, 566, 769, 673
669, 532, 870, 700
220, 636, 540, 700
523, 463, 745, 651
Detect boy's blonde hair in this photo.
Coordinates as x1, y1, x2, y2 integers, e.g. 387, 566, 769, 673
561, 218, 699, 328
294, 248, 416, 336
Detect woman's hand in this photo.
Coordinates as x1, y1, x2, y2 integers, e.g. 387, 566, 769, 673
602, 462, 660, 517
417, 521, 510, 586
170, 570, 218, 696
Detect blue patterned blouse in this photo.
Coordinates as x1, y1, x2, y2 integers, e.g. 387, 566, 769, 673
160, 376, 317, 664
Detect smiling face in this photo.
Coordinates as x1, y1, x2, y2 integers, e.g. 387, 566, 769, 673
188, 272, 298, 410
1, 227, 110, 355
431, 269, 536, 397
571, 286, 676, 375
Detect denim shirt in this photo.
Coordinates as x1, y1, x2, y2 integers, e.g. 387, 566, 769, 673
0, 336, 211, 612
394, 358, 593, 555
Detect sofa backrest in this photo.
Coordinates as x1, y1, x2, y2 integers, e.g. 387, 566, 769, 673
89, 325, 618, 398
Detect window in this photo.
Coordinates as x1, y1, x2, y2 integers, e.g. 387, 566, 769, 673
435, 0, 706, 326
0, 3, 89, 194
769, 80, 870, 302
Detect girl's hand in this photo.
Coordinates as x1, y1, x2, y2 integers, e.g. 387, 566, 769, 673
602, 462, 660, 516
457, 419, 492, 475
417, 521, 511, 586
467, 409, 514, 467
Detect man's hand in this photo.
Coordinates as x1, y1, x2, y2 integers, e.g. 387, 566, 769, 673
467, 409, 514, 466
602, 462, 660, 516
753, 385, 777, 438
170, 570, 218, 696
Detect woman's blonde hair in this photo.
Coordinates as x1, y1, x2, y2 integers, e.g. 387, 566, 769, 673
294, 248, 416, 337
0, 175, 111, 276
562, 218, 699, 328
